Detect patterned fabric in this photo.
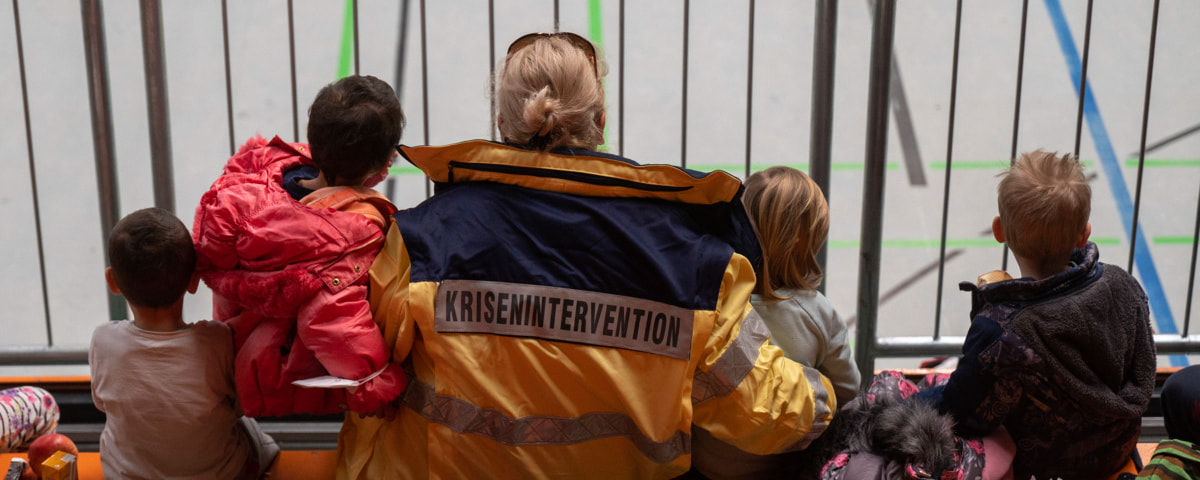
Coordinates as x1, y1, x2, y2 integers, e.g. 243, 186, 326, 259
820, 372, 986, 480
1137, 439, 1200, 479
0, 386, 59, 452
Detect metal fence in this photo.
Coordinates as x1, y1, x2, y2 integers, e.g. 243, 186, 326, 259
5, 0, 1200, 385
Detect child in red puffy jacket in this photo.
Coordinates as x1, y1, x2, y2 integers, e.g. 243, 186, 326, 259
192, 75, 408, 417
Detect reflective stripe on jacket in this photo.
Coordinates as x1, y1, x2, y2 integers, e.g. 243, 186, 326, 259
336, 141, 836, 479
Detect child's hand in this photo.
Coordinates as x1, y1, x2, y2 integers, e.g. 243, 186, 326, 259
345, 363, 408, 413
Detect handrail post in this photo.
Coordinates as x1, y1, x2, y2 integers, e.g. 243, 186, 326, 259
140, 0, 175, 213
810, 0, 837, 293
81, 0, 126, 321
855, 0, 896, 387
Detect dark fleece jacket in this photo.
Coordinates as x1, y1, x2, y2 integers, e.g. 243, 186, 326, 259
925, 242, 1156, 479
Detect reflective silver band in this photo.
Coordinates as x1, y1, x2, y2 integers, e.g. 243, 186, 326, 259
401, 379, 691, 464
788, 365, 832, 451
688, 309, 833, 451
691, 309, 770, 404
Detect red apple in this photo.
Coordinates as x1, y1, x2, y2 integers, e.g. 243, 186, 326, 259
25, 433, 78, 479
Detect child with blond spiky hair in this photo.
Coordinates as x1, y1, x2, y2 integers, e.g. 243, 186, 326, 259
916, 150, 1156, 479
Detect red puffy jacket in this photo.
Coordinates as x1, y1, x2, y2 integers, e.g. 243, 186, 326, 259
193, 135, 406, 417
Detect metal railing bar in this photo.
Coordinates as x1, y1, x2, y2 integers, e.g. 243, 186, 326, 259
385, 0, 411, 202
287, 0, 299, 142
1120, 336, 1200, 355
80, 0, 126, 323
933, 0, 963, 340
1187, 185, 1200, 337
420, 0, 430, 199
221, 0, 235, 156
352, 0, 359, 75
1002, 0, 1030, 273
554, 0, 559, 32
808, 0, 836, 194
875, 336, 967, 357
618, 0, 624, 156
396, 0, 410, 102
876, 335, 1200, 357
1128, 0, 1160, 274
489, 0, 496, 141
855, 0, 896, 387
1071, 0, 1094, 158
13, 0, 54, 342
681, 0, 689, 168
743, 0, 755, 179
139, 0, 175, 213
810, 0, 837, 292
0, 347, 88, 366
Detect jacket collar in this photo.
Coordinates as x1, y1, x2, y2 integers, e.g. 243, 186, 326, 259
398, 140, 745, 206
963, 242, 1102, 305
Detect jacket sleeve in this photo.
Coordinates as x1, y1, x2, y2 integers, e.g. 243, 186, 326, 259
690, 253, 837, 455
367, 222, 419, 369
295, 259, 407, 413
933, 314, 1012, 437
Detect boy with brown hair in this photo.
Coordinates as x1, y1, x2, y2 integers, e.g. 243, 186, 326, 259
90, 207, 278, 478
915, 150, 1157, 479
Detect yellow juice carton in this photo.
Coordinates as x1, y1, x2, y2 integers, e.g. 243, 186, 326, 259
39, 451, 77, 480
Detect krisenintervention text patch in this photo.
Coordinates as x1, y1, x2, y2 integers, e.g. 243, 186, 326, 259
436, 279, 693, 360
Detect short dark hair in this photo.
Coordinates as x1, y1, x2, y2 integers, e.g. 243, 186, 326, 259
306, 75, 405, 185
108, 208, 196, 308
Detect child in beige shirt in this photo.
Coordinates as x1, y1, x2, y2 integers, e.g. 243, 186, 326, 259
90, 207, 277, 479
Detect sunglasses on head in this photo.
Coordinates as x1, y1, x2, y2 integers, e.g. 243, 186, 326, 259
506, 32, 598, 78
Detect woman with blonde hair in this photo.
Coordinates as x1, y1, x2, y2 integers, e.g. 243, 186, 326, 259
336, 32, 836, 479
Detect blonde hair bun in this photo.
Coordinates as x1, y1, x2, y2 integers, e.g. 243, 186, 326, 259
495, 34, 605, 150
524, 86, 559, 138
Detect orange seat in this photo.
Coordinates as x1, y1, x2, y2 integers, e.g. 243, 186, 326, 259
1105, 455, 1139, 480
2, 450, 338, 480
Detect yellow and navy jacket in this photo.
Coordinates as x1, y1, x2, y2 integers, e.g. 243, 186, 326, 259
336, 141, 837, 480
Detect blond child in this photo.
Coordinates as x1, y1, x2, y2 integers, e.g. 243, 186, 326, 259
915, 150, 1156, 479
690, 166, 857, 479
743, 166, 859, 402
90, 207, 278, 478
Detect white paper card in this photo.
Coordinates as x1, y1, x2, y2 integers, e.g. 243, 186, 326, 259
292, 376, 361, 389
291, 365, 389, 389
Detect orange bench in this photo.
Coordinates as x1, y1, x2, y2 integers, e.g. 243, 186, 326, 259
1, 450, 337, 479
